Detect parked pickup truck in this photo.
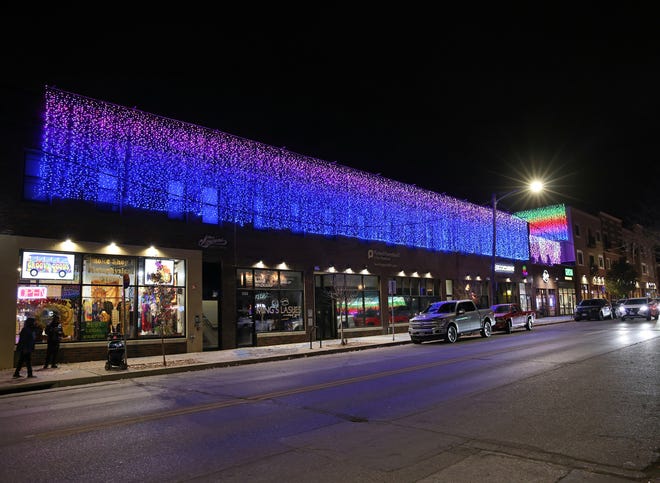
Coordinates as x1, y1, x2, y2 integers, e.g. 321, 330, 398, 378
408, 299, 494, 344
490, 303, 535, 333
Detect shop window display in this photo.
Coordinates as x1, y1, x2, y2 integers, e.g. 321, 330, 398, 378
16, 251, 83, 344
17, 251, 187, 343
137, 258, 186, 337
236, 268, 304, 335
81, 255, 137, 340
320, 273, 382, 329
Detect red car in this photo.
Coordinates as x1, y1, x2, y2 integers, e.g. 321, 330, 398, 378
490, 303, 535, 333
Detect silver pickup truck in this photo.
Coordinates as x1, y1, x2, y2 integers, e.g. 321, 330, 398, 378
408, 299, 494, 344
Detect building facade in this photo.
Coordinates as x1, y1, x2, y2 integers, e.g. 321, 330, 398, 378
0, 87, 656, 369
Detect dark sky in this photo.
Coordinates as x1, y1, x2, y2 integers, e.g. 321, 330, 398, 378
3, 12, 659, 229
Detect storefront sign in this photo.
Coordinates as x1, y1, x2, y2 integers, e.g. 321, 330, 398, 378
22, 251, 75, 280
494, 263, 515, 273
17, 286, 47, 299
367, 249, 400, 268
198, 235, 228, 248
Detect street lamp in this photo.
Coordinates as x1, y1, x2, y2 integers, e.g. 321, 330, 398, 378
490, 180, 544, 306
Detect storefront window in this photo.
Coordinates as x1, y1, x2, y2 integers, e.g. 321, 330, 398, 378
353, 290, 381, 327
394, 276, 441, 315
325, 274, 381, 328
16, 251, 82, 343
136, 258, 186, 337
81, 255, 136, 340
236, 268, 304, 335
16, 251, 186, 343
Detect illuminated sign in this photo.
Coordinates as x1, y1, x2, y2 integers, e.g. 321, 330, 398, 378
494, 263, 515, 273
564, 268, 574, 277
22, 251, 74, 280
144, 259, 174, 285
17, 286, 48, 299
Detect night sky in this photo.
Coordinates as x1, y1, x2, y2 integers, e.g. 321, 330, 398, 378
2, 12, 659, 230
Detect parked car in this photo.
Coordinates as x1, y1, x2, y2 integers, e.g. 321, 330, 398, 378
408, 299, 494, 344
574, 298, 612, 321
490, 303, 535, 333
612, 299, 627, 318
650, 298, 660, 320
618, 297, 654, 321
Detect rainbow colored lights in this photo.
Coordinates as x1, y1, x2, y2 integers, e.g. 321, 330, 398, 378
515, 204, 569, 265
515, 204, 569, 241
37, 87, 531, 260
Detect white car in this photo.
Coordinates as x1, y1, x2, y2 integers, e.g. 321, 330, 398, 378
574, 298, 612, 321
618, 297, 654, 321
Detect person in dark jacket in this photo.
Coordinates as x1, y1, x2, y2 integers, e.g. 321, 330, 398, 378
13, 317, 37, 378
43, 313, 64, 369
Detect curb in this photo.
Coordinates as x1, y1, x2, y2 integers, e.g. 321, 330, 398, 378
1, 317, 574, 397
0, 339, 412, 396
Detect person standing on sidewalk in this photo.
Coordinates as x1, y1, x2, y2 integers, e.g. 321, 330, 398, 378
43, 313, 64, 369
13, 317, 37, 378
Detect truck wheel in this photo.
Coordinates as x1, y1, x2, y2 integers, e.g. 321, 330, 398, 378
526, 317, 533, 330
445, 324, 458, 343
505, 320, 512, 334
481, 321, 492, 338
412, 339, 422, 344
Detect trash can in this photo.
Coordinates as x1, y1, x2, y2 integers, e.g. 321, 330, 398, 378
105, 336, 127, 370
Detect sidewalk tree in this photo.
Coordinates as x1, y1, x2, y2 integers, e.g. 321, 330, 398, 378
606, 261, 638, 299
326, 275, 361, 345
147, 260, 176, 366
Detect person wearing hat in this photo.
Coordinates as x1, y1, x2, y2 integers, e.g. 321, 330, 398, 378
13, 317, 37, 378
43, 313, 64, 369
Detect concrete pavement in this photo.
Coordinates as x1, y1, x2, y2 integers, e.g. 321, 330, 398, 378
1, 315, 573, 396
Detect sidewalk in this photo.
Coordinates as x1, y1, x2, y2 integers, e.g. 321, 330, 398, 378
1, 316, 573, 396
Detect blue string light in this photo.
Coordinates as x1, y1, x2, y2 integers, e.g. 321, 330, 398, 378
38, 87, 530, 261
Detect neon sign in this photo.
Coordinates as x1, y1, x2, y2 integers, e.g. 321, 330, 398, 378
17, 286, 48, 299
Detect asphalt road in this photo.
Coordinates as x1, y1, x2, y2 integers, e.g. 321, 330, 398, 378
0, 320, 658, 482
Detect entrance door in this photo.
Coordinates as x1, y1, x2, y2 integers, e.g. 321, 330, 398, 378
202, 299, 220, 350
202, 261, 222, 350
314, 287, 337, 341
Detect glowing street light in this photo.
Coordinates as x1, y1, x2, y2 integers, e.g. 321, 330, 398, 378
490, 180, 544, 306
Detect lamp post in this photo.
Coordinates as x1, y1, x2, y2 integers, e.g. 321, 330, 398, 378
490, 181, 544, 307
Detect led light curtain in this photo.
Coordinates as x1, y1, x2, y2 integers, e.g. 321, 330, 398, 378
515, 204, 568, 265
39, 87, 530, 260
